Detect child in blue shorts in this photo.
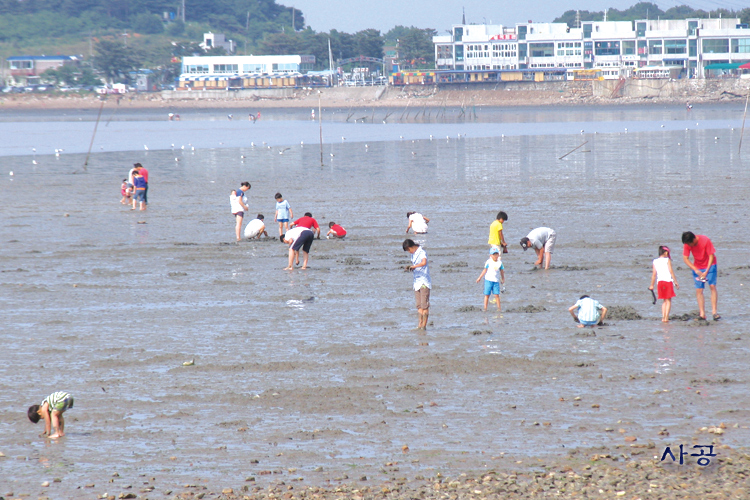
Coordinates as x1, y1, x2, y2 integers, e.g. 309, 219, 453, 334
274, 192, 293, 238
476, 247, 505, 311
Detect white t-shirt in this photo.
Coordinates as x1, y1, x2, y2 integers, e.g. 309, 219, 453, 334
527, 227, 554, 249
653, 257, 673, 282
284, 226, 311, 247
409, 213, 428, 233
244, 219, 265, 238
230, 189, 247, 214
483, 258, 504, 282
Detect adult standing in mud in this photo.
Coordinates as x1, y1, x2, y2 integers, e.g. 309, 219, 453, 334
520, 227, 556, 269
282, 226, 314, 270
682, 231, 719, 321
230, 182, 251, 242
403, 239, 431, 330
135, 163, 149, 204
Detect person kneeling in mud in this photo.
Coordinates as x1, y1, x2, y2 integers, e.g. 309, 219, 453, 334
568, 295, 607, 328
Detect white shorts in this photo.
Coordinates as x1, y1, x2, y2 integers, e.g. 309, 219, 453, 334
544, 232, 557, 253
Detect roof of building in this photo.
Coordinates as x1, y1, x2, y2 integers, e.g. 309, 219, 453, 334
7, 55, 77, 61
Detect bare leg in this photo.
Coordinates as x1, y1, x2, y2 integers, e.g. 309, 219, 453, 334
48, 412, 63, 438
483, 295, 489, 311
544, 251, 552, 270
662, 298, 671, 322
709, 285, 718, 316
695, 288, 706, 319
235, 215, 243, 241
300, 251, 309, 269
278, 222, 283, 236
284, 248, 294, 270
494, 294, 501, 311
294, 250, 300, 266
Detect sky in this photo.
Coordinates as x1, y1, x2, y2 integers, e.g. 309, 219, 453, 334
288, 0, 749, 33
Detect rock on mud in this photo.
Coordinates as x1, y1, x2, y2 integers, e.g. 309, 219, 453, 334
606, 305, 642, 320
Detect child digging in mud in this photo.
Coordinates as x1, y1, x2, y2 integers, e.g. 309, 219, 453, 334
28, 391, 74, 438
476, 247, 505, 311
649, 245, 679, 322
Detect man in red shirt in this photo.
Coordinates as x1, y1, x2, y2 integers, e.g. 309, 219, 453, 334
134, 163, 149, 205
290, 212, 320, 239
682, 231, 719, 321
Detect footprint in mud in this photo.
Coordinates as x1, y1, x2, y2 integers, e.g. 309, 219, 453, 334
455, 305, 481, 312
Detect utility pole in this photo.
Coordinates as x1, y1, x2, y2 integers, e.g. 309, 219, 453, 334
182, 0, 186, 22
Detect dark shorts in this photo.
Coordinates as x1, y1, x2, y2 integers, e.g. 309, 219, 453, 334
233, 211, 244, 218
277, 218, 289, 223
292, 231, 314, 253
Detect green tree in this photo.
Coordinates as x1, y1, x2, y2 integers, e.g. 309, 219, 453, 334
132, 12, 164, 34
94, 39, 140, 83
552, 10, 602, 28
353, 29, 383, 59
393, 27, 436, 69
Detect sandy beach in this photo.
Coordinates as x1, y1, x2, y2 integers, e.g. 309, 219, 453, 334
2, 79, 749, 112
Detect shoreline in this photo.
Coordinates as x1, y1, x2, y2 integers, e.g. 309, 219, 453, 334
5, 444, 747, 498
1, 81, 748, 111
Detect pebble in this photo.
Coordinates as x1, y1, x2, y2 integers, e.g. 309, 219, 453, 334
41, 481, 50, 487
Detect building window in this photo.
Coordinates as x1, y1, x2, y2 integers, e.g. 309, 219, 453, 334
595, 41, 620, 56
702, 38, 729, 54
455, 45, 464, 62
214, 64, 238, 73
437, 45, 452, 59
638, 40, 648, 55
623, 41, 635, 55
529, 42, 554, 57
186, 64, 209, 73
731, 38, 750, 53
10, 60, 33, 70
648, 40, 663, 55
665, 39, 687, 54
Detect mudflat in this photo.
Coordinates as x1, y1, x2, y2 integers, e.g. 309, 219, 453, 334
1, 105, 748, 498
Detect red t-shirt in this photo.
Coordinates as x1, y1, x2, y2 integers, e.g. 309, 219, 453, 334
138, 167, 149, 182
683, 235, 716, 269
331, 224, 346, 237
294, 216, 319, 230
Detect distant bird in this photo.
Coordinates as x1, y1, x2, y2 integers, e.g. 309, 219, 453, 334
262, 141, 267, 145
32, 148, 36, 153
501, 134, 505, 138
399, 136, 404, 140
181, 145, 185, 150
171, 143, 175, 149
54, 148, 62, 156
580, 130, 584, 134
227, 114, 233, 120
660, 125, 665, 128
715, 137, 719, 140
279, 148, 290, 154
241, 155, 246, 159
300, 141, 304, 146
677, 143, 681, 146
330, 153, 335, 157
411, 152, 417, 156
175, 157, 180, 162
624, 128, 628, 132
191, 146, 195, 151
144, 145, 149, 150
251, 142, 255, 147
696, 122, 699, 126
32, 160, 38, 165
429, 135, 433, 140
412, 140, 415, 143
9, 171, 13, 176
341, 136, 346, 141
365, 144, 369, 149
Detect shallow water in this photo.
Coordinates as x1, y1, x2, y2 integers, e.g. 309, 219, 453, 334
1, 104, 749, 494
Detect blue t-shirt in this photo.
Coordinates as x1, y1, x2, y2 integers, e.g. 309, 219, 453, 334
276, 200, 291, 220
133, 176, 147, 189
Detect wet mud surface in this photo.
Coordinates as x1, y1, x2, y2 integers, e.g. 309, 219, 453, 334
1, 105, 749, 496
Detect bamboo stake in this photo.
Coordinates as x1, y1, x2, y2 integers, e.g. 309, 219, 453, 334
83, 100, 106, 171
558, 141, 589, 160
739, 93, 749, 155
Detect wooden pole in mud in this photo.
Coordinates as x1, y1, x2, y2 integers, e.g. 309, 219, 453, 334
558, 141, 588, 160
739, 93, 749, 155
318, 91, 323, 166
83, 100, 106, 171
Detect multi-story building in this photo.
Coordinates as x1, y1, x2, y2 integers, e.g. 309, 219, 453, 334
5, 55, 79, 85
434, 18, 750, 79
178, 55, 317, 90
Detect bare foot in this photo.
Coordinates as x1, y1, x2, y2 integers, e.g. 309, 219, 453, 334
283, 267, 293, 270
576, 324, 584, 328
300, 266, 307, 269
47, 433, 61, 439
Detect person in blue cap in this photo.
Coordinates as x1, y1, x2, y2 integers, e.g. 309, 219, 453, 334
476, 246, 505, 312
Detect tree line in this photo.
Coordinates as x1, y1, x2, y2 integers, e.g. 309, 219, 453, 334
554, 1, 750, 27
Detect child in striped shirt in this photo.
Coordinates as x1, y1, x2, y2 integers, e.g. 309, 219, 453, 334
568, 295, 608, 328
28, 391, 74, 438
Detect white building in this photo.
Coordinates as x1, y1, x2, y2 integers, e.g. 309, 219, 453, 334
181, 55, 316, 77
200, 33, 236, 54
434, 18, 750, 78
